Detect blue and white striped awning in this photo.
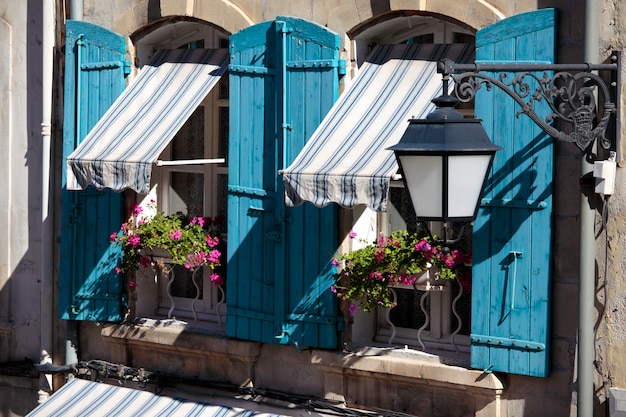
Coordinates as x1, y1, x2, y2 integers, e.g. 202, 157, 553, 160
26, 379, 287, 417
282, 44, 474, 211
66, 48, 228, 193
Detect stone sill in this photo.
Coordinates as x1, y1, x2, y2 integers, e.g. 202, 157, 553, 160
101, 319, 504, 396
313, 347, 504, 393
101, 318, 261, 360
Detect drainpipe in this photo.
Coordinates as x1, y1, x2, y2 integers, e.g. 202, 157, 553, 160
70, 0, 82, 20
578, 0, 599, 416
39, 0, 55, 402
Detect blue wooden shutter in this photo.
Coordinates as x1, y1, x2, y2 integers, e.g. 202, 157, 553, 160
59, 21, 129, 322
227, 17, 342, 348
470, 9, 556, 377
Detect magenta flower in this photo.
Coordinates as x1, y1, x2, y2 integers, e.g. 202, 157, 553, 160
128, 280, 137, 287
331, 258, 340, 267
415, 240, 432, 252
132, 205, 143, 217
349, 303, 357, 314
128, 235, 141, 248
348, 231, 357, 239
115, 267, 121, 275
206, 236, 219, 248
190, 216, 205, 227
169, 229, 182, 241
330, 285, 337, 293
369, 271, 384, 281
208, 249, 221, 263
109, 232, 118, 243
184, 252, 207, 269
210, 273, 225, 286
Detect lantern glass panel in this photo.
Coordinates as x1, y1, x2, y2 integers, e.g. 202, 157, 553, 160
399, 154, 442, 218
447, 154, 492, 218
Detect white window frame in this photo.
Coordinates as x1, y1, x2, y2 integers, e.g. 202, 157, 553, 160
137, 23, 229, 323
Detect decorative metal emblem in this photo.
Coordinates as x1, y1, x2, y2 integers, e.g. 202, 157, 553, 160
438, 52, 620, 160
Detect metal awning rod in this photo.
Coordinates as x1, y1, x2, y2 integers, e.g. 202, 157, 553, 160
155, 158, 225, 166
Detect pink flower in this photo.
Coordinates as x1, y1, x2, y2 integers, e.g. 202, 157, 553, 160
210, 273, 225, 286
349, 303, 357, 314
190, 216, 205, 227
330, 285, 337, 293
415, 240, 432, 252
128, 280, 137, 287
331, 258, 340, 267
184, 252, 206, 269
132, 205, 143, 217
128, 235, 141, 248
348, 231, 357, 239
373, 247, 384, 262
208, 249, 221, 263
115, 267, 122, 275
369, 271, 384, 281
206, 236, 219, 248
109, 232, 118, 242
169, 229, 182, 241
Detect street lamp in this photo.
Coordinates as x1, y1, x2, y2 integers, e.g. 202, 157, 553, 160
389, 53, 620, 417
388, 78, 502, 230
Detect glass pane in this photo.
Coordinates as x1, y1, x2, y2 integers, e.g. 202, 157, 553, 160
172, 106, 204, 160
389, 288, 428, 330
218, 107, 229, 161
170, 172, 205, 218
219, 76, 229, 100
170, 265, 203, 299
388, 186, 419, 234
216, 174, 228, 227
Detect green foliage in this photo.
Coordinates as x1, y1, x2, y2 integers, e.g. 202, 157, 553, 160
332, 230, 470, 313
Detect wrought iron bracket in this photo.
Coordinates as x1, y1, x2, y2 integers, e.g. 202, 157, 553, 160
438, 51, 621, 162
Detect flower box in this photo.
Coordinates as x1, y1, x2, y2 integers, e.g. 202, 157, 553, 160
333, 230, 470, 313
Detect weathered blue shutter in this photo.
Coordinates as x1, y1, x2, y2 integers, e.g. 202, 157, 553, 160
470, 9, 556, 377
227, 17, 342, 348
59, 21, 129, 321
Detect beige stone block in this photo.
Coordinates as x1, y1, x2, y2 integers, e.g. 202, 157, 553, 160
255, 344, 324, 397
160, 0, 187, 17
433, 389, 475, 416
195, 1, 256, 34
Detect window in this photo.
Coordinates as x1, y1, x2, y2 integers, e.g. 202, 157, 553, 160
153, 87, 228, 322
345, 15, 475, 354
136, 24, 230, 324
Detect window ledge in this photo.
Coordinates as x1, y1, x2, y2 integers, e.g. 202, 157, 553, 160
101, 318, 261, 360
101, 318, 504, 405
312, 346, 504, 393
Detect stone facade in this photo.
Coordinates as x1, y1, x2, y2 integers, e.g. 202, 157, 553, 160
2, 0, 626, 416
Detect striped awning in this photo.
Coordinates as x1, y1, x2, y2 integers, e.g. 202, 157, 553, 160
282, 44, 474, 211
26, 379, 287, 417
66, 48, 228, 193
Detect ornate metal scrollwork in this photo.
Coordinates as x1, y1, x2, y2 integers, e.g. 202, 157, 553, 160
439, 53, 620, 158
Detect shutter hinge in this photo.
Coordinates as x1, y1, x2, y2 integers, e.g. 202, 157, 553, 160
480, 198, 548, 210
471, 334, 545, 351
